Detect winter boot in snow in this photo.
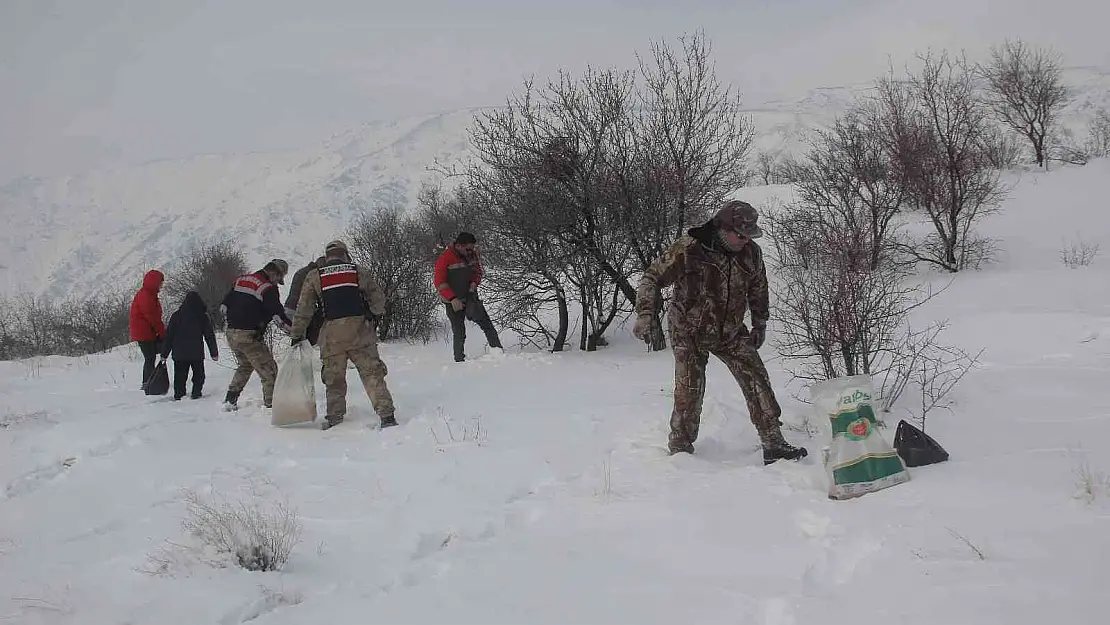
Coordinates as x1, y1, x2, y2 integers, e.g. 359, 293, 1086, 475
379, 415, 398, 429
668, 441, 695, 455
761, 429, 808, 465
321, 416, 344, 430
223, 390, 240, 411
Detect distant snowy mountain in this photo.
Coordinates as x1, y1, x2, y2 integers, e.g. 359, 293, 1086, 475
3, 68, 1109, 300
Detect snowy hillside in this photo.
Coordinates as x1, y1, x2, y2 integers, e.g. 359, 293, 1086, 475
2, 160, 1109, 624
4, 66, 1109, 301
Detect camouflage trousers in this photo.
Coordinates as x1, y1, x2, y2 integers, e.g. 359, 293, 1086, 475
226, 329, 279, 407
669, 338, 785, 453
319, 316, 395, 421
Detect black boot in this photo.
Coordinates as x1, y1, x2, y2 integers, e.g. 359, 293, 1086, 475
379, 415, 398, 429
762, 430, 808, 465
223, 390, 240, 410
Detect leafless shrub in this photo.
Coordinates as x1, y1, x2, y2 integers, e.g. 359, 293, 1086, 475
981, 128, 1026, 170
1061, 237, 1100, 268
889, 52, 1009, 272
163, 239, 248, 330
874, 321, 983, 432
0, 290, 131, 360
978, 40, 1071, 168
429, 409, 487, 447
1086, 109, 1110, 159
160, 488, 301, 573
767, 199, 939, 384
753, 150, 799, 185
1072, 454, 1110, 503
789, 102, 912, 271
347, 205, 441, 343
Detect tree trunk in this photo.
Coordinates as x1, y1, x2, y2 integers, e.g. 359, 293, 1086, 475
552, 286, 569, 353
579, 292, 589, 352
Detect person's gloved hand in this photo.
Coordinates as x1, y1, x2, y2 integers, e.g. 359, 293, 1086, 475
291, 337, 304, 347
450, 298, 465, 312
749, 325, 766, 350
632, 314, 652, 341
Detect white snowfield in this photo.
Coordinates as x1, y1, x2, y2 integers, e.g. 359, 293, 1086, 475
3, 162, 1110, 624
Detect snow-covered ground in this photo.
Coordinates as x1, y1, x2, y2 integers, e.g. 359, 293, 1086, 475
3, 162, 1110, 624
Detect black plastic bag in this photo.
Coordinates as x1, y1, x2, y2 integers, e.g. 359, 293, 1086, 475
144, 361, 170, 396
893, 420, 949, 467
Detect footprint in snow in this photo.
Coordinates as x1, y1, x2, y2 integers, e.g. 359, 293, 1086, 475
2, 456, 78, 499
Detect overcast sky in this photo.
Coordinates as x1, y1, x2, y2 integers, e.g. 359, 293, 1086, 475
2, 0, 1108, 183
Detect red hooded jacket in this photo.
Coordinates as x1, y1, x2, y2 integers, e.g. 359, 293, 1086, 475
130, 270, 166, 342
434, 246, 483, 302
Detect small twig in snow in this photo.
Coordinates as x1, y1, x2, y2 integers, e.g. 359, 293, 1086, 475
945, 527, 986, 560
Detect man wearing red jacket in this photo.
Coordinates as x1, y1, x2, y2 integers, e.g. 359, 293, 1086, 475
129, 269, 166, 390
434, 232, 502, 362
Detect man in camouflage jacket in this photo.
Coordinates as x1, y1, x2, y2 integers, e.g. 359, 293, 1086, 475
291, 240, 397, 431
633, 200, 808, 464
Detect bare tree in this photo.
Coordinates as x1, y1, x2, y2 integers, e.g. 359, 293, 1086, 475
896, 52, 1008, 272
619, 30, 756, 349
469, 69, 638, 304
766, 200, 937, 384
412, 182, 488, 261
0, 290, 131, 359
163, 239, 249, 329
473, 175, 574, 352
69, 291, 132, 354
979, 40, 1071, 168
1086, 108, 1110, 159
346, 206, 440, 343
634, 30, 756, 233
790, 105, 910, 271
566, 223, 634, 351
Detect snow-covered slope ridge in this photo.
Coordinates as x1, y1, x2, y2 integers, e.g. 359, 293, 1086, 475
2, 68, 1109, 299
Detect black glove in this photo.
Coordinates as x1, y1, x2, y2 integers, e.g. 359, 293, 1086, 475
291, 337, 304, 347
749, 325, 766, 350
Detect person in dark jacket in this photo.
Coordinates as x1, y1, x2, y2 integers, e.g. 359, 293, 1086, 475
159, 291, 219, 400
220, 259, 291, 410
433, 232, 502, 362
284, 256, 326, 346
129, 269, 166, 390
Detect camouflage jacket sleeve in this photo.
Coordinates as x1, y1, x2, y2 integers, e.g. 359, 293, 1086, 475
635, 238, 688, 317
290, 270, 321, 339
357, 266, 387, 317
746, 243, 770, 328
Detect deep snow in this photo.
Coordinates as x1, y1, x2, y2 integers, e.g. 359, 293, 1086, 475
2, 162, 1110, 624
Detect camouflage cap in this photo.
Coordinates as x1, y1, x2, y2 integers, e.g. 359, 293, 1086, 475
713, 200, 763, 238
325, 240, 349, 256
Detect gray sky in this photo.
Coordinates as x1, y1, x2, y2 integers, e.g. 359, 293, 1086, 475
2, 0, 1108, 183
